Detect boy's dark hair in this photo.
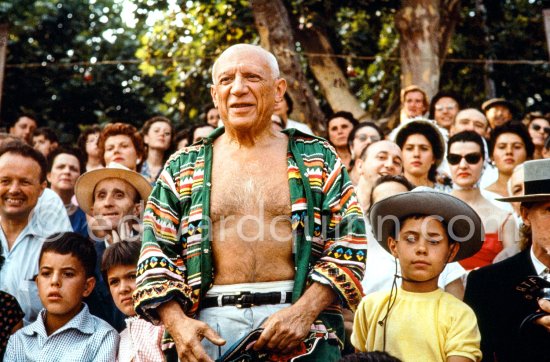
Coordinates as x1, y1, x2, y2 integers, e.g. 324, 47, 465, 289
101, 240, 141, 285
368, 175, 414, 214
47, 146, 86, 174
0, 140, 48, 182
447, 131, 486, 160
32, 127, 59, 143
395, 122, 444, 183
339, 351, 402, 362
489, 121, 534, 159
77, 125, 102, 156
39, 232, 97, 277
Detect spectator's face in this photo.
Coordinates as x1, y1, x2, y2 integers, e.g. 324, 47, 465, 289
358, 141, 403, 185
452, 110, 488, 137
104, 134, 139, 171
509, 167, 524, 216
492, 133, 527, 176
211, 47, 286, 134
33, 135, 57, 157
486, 105, 512, 128
85, 132, 100, 158
448, 141, 484, 189
206, 108, 220, 127
91, 178, 139, 231
37, 252, 94, 324
10, 116, 37, 144
434, 97, 458, 130
402, 134, 435, 178
273, 97, 289, 121
328, 117, 354, 148
527, 118, 550, 147
351, 126, 381, 159
107, 264, 137, 317
0, 152, 45, 221
521, 201, 550, 258
145, 121, 172, 151
388, 216, 457, 291
193, 125, 215, 143
403, 91, 426, 118
47, 153, 81, 194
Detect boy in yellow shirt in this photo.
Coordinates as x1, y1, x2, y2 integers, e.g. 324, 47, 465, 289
352, 189, 483, 362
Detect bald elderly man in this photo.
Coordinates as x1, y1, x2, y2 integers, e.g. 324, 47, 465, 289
134, 44, 367, 362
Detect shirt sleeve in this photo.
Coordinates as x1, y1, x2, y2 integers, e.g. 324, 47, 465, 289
133, 156, 194, 325
308, 146, 367, 312
445, 300, 482, 362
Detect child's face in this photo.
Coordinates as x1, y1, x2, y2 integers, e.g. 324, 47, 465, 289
107, 264, 137, 316
37, 252, 95, 324
388, 216, 458, 292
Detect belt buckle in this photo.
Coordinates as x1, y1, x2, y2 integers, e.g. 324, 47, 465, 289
236, 291, 254, 308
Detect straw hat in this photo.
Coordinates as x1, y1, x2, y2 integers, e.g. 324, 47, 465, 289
75, 162, 152, 215
369, 188, 484, 261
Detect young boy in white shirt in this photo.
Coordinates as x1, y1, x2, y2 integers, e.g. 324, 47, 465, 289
352, 189, 483, 362
5, 232, 119, 361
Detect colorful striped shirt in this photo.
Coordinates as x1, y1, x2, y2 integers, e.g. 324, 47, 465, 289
134, 127, 367, 353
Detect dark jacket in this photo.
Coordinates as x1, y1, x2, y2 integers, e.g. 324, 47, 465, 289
464, 249, 550, 362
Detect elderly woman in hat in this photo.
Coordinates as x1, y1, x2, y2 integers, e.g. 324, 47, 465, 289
393, 118, 448, 191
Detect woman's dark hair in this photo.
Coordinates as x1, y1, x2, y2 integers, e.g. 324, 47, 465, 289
283, 93, 294, 115
101, 240, 141, 285
39, 232, 97, 278
47, 146, 86, 174
395, 122, 444, 183
140, 116, 175, 162
327, 111, 358, 129
447, 131, 486, 161
428, 91, 462, 120
489, 121, 534, 159
77, 125, 102, 156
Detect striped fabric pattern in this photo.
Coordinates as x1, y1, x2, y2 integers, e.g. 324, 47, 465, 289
134, 128, 367, 332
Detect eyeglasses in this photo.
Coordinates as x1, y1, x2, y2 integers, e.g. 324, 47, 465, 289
435, 104, 457, 112
355, 134, 381, 143
530, 124, 550, 133
447, 152, 482, 165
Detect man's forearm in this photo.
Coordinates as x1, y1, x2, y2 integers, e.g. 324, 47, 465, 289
293, 282, 337, 321
158, 299, 188, 329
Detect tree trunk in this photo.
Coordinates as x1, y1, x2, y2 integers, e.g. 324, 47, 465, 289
294, 27, 370, 122
251, 0, 326, 134
0, 24, 8, 116
395, 0, 443, 100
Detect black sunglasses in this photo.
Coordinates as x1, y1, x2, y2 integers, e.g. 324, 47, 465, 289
530, 124, 550, 133
447, 152, 482, 165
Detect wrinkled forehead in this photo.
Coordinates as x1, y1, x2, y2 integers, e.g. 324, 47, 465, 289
94, 177, 137, 196
368, 141, 401, 158
212, 45, 278, 81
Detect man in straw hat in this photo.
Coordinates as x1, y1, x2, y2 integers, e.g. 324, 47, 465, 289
352, 188, 483, 361
464, 158, 550, 362
133, 43, 367, 362
74, 161, 152, 331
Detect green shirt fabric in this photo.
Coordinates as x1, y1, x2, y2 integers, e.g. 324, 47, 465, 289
134, 127, 367, 359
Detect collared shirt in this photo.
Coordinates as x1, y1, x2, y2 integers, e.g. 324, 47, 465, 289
530, 246, 549, 276
117, 316, 164, 362
0, 189, 72, 325
4, 304, 119, 362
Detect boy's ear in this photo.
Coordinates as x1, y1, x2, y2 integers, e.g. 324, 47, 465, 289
388, 237, 399, 258
83, 276, 96, 298
447, 242, 460, 262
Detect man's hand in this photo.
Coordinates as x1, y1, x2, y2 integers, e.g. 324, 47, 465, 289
159, 300, 226, 361
254, 283, 336, 354
536, 299, 550, 333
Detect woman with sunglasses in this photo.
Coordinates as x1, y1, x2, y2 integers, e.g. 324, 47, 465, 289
524, 112, 550, 160
448, 131, 518, 270
347, 122, 384, 185
485, 122, 534, 198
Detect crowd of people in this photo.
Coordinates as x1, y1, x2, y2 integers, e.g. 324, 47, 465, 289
0, 43, 549, 362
